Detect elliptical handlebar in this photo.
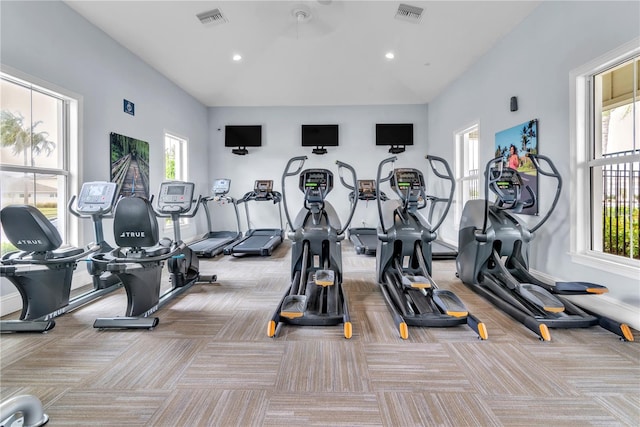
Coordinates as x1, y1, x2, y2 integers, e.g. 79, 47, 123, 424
480, 154, 562, 235
481, 157, 505, 234
337, 173, 355, 191
376, 156, 397, 234
335, 160, 358, 235
425, 155, 456, 233
528, 154, 562, 234
281, 156, 308, 232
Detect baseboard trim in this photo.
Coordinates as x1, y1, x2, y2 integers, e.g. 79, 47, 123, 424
0, 291, 23, 317
532, 269, 640, 331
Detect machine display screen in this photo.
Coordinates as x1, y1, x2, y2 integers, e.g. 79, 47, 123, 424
256, 180, 272, 191
359, 180, 374, 193
306, 172, 327, 184
87, 185, 106, 196
395, 170, 419, 186
166, 185, 185, 195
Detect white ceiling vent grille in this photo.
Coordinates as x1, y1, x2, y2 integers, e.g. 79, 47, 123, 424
395, 4, 423, 23
197, 8, 227, 25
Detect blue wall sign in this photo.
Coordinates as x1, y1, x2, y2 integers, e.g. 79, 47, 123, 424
123, 99, 135, 116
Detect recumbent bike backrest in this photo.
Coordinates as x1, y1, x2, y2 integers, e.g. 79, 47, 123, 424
113, 197, 159, 249
1, 205, 62, 253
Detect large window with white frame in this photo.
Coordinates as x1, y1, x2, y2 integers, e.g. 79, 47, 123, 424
455, 123, 479, 227
0, 72, 75, 254
572, 41, 639, 274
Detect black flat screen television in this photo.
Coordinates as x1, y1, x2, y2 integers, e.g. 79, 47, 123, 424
302, 124, 339, 147
376, 123, 414, 146
225, 125, 262, 147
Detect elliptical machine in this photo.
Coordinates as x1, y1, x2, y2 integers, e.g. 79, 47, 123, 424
268, 156, 358, 338
457, 154, 633, 341
92, 181, 215, 329
0, 183, 124, 333
375, 155, 487, 340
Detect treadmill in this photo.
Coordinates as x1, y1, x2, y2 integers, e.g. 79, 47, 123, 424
189, 178, 242, 257
347, 180, 387, 255
223, 180, 284, 256
432, 240, 458, 260
426, 194, 458, 260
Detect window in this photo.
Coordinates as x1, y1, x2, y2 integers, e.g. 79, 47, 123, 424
455, 123, 479, 227
591, 56, 639, 261
164, 133, 187, 181
571, 40, 640, 276
164, 132, 188, 226
1, 71, 77, 254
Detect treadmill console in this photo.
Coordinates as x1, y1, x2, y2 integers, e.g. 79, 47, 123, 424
299, 169, 333, 203
212, 179, 231, 197
158, 181, 195, 213
358, 180, 376, 201
77, 181, 117, 212
390, 168, 425, 202
254, 180, 273, 197
489, 167, 522, 203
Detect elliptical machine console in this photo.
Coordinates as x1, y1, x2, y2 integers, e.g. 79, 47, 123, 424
301, 169, 333, 204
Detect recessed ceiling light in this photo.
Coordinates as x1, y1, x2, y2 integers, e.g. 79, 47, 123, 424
232, 54, 242, 61
385, 52, 395, 60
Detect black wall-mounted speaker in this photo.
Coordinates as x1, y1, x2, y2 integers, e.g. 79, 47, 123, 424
510, 96, 518, 112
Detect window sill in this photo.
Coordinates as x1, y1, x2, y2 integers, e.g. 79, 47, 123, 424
569, 250, 640, 280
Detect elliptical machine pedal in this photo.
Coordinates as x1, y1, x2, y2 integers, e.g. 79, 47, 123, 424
314, 269, 335, 286
401, 275, 430, 289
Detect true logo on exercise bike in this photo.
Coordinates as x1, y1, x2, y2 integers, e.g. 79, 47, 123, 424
119, 231, 146, 238
17, 239, 43, 245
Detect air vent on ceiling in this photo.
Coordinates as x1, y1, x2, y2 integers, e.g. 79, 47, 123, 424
395, 4, 423, 23
197, 8, 227, 25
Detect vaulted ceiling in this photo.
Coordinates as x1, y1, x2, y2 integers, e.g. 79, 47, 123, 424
65, 1, 540, 107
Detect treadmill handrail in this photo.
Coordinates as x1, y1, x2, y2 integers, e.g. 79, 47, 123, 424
198, 193, 242, 237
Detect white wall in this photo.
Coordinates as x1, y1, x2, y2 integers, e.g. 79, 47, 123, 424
0, 1, 208, 303
427, 1, 640, 325
207, 105, 429, 233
